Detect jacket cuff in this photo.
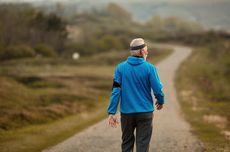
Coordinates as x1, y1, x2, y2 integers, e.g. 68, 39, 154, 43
154, 92, 165, 105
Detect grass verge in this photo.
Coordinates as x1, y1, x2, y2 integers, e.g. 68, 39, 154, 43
0, 94, 108, 152
175, 43, 230, 151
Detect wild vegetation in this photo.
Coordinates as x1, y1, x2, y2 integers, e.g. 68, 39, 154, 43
0, 4, 67, 60
176, 34, 230, 151
0, 3, 203, 61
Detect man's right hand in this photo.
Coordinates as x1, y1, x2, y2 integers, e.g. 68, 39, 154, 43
155, 102, 163, 110
108, 114, 119, 128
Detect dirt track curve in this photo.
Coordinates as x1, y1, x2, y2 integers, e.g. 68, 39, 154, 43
43, 45, 204, 152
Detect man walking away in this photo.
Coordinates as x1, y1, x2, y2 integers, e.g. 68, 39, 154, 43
107, 38, 165, 152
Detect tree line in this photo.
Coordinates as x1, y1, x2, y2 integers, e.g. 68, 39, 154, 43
0, 3, 67, 60
1, 2, 228, 61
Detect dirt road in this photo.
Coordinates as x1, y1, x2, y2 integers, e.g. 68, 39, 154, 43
43, 45, 204, 152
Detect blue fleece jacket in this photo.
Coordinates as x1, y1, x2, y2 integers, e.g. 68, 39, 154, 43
107, 56, 165, 114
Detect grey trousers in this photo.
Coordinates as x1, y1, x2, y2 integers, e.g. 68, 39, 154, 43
120, 112, 153, 152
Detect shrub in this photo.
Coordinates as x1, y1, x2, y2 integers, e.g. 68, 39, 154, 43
97, 35, 123, 52
34, 44, 57, 57
0, 44, 35, 60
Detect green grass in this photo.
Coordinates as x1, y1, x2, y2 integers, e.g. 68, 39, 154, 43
0, 95, 108, 152
0, 46, 172, 152
176, 41, 230, 151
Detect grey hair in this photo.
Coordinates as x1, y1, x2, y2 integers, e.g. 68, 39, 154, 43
130, 50, 141, 55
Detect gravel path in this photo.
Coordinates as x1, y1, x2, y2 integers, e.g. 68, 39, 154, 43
43, 45, 204, 152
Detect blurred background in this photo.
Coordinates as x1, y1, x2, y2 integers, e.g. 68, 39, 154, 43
0, 0, 229, 152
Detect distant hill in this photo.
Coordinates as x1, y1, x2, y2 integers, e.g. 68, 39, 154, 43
0, 0, 230, 31
124, 1, 230, 31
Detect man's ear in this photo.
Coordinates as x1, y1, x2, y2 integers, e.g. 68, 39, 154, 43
140, 49, 144, 55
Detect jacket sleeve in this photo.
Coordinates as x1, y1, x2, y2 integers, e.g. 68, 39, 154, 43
149, 65, 165, 105
107, 65, 122, 114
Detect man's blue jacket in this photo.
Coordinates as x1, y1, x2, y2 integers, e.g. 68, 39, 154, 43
107, 56, 165, 114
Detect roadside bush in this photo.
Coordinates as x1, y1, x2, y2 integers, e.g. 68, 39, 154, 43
34, 44, 57, 57
0, 44, 35, 60
67, 43, 97, 56
97, 35, 123, 52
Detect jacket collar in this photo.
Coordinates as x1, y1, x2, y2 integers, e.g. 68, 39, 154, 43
127, 56, 145, 65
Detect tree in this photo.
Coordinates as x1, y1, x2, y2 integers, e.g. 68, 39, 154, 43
106, 3, 132, 21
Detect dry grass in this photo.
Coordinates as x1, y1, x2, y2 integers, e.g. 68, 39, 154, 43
0, 47, 172, 152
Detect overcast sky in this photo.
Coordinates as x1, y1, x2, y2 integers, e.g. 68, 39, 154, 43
0, 0, 227, 3
0, 0, 191, 3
